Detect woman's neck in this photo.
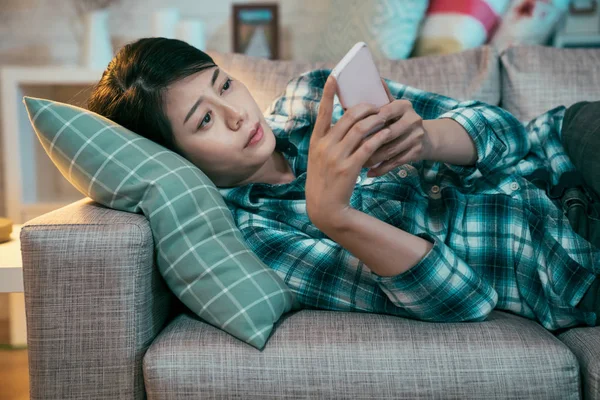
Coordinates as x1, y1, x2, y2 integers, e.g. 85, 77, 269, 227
272, 150, 296, 184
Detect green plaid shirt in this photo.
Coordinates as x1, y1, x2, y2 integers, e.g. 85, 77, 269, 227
218, 69, 599, 331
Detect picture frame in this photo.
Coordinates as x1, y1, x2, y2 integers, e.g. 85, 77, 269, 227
232, 3, 279, 60
570, 0, 597, 14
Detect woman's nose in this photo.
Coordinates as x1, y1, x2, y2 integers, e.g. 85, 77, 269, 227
226, 105, 247, 130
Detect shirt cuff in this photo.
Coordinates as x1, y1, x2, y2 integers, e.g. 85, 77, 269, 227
370, 231, 498, 322
369, 232, 444, 285
437, 105, 505, 183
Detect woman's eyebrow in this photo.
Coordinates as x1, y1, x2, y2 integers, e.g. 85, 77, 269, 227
183, 68, 220, 125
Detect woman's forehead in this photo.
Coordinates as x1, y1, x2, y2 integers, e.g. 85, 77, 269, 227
165, 67, 226, 117
166, 67, 220, 106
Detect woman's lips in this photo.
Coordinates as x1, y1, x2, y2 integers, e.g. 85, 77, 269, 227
246, 124, 264, 147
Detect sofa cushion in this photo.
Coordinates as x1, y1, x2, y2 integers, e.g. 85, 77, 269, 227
557, 327, 600, 400
413, 0, 509, 57
144, 310, 580, 399
491, 1, 569, 53
208, 45, 500, 113
311, 0, 429, 62
500, 45, 600, 122
22, 97, 299, 350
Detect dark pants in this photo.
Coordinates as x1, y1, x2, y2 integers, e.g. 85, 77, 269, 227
559, 101, 600, 249
553, 101, 600, 319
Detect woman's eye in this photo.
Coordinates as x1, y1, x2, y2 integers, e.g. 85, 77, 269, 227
221, 78, 232, 94
198, 112, 211, 129
197, 78, 231, 130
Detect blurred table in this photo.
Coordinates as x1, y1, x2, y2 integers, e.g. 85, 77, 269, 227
0, 225, 26, 347
0, 224, 23, 292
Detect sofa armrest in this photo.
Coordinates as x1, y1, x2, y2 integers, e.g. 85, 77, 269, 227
21, 198, 176, 400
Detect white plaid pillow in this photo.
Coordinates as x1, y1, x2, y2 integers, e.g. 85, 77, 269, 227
23, 96, 299, 350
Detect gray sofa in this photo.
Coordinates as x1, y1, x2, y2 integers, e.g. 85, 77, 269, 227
20, 46, 600, 399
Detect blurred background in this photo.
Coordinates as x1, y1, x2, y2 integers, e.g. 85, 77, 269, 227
2, 0, 597, 67
1, 1, 599, 399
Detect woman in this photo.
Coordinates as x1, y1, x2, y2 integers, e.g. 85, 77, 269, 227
88, 37, 600, 331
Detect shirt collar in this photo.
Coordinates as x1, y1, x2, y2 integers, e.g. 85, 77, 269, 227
275, 136, 298, 157
217, 136, 300, 203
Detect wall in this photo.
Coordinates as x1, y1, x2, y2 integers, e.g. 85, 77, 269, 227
0, 0, 330, 217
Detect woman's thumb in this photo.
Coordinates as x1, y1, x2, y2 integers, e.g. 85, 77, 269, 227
323, 75, 337, 103
315, 75, 337, 134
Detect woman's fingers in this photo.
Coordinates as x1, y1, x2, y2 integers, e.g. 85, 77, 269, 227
349, 127, 393, 168
363, 111, 421, 167
339, 113, 389, 157
314, 75, 337, 138
329, 102, 380, 144
378, 99, 413, 125
368, 143, 422, 177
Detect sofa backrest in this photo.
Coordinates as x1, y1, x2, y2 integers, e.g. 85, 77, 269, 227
500, 46, 600, 122
208, 46, 500, 113
209, 46, 600, 125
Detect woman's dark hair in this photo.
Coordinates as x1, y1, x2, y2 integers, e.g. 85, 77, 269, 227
88, 37, 216, 154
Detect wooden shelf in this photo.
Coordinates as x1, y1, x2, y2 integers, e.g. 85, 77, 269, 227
1, 66, 103, 84
0, 225, 23, 281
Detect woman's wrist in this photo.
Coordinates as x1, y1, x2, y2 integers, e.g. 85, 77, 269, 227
319, 208, 434, 277
423, 118, 477, 166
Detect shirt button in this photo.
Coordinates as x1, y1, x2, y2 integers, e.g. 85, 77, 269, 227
398, 170, 408, 178
431, 185, 440, 194
510, 182, 520, 191
356, 176, 362, 184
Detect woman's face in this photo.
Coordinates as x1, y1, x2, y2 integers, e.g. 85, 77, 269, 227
164, 66, 276, 187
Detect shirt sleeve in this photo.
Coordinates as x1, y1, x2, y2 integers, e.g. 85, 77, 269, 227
434, 102, 530, 187
263, 70, 329, 140
240, 219, 498, 323
264, 70, 531, 188
369, 231, 498, 323
383, 79, 531, 188
238, 222, 362, 312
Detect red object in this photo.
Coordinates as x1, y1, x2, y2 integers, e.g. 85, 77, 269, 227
427, 0, 500, 35
515, 0, 537, 18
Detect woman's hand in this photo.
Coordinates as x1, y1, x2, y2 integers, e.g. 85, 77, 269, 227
306, 75, 391, 231
363, 79, 435, 177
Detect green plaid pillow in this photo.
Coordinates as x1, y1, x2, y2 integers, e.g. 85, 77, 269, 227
23, 96, 299, 350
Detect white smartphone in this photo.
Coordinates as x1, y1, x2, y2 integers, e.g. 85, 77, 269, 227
330, 42, 390, 113
330, 42, 391, 167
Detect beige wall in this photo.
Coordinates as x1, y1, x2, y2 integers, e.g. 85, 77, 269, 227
0, 0, 330, 66
0, 0, 330, 217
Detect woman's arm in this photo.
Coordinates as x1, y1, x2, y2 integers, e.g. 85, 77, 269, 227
423, 118, 478, 167
303, 75, 497, 322
320, 208, 433, 277
241, 215, 497, 322
312, 208, 498, 322
380, 78, 531, 185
